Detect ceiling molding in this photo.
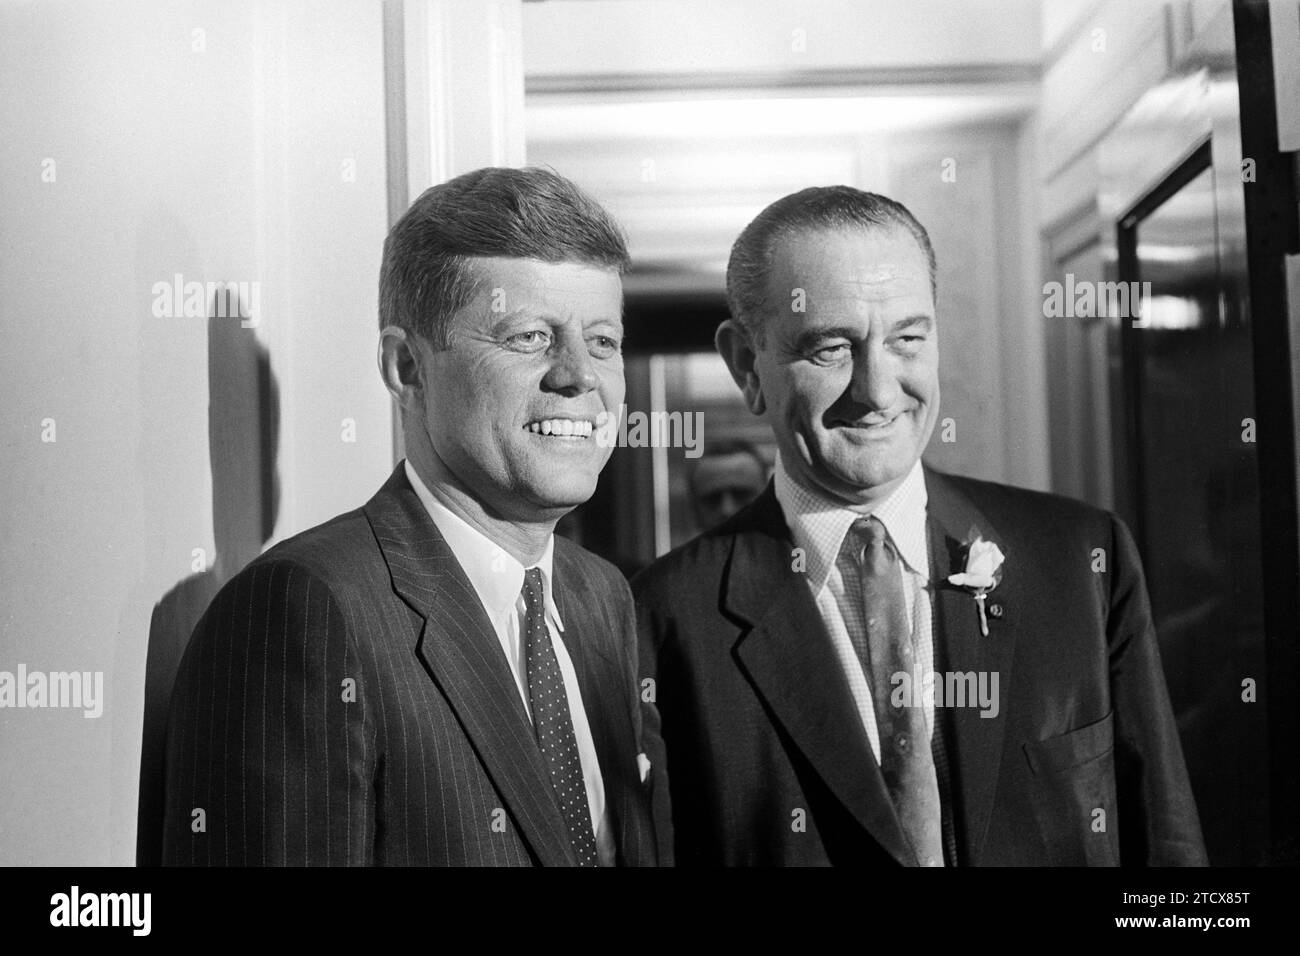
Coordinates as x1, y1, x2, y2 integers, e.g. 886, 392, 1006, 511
526, 63, 1042, 97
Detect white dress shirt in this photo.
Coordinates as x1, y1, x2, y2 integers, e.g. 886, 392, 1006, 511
773, 454, 936, 764
403, 460, 613, 864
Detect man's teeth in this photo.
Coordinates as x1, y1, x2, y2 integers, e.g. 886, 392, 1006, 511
526, 419, 593, 437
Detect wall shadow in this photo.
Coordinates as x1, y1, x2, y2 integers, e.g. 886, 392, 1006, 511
135, 290, 279, 865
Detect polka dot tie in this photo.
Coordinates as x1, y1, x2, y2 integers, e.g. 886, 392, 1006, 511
522, 568, 599, 867
851, 517, 945, 867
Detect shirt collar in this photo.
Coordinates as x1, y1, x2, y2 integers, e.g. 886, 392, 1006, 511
403, 459, 564, 632
773, 453, 930, 591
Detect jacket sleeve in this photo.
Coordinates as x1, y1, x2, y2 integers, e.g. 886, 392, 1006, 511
160, 559, 375, 865
1107, 514, 1209, 865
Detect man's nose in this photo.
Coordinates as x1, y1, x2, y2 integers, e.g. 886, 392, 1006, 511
542, 337, 598, 395
849, 344, 901, 410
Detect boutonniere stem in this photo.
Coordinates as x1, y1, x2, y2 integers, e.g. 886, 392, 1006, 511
947, 530, 1005, 637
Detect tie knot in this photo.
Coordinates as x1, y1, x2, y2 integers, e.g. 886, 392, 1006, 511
853, 515, 888, 545
522, 567, 545, 608
851, 515, 896, 569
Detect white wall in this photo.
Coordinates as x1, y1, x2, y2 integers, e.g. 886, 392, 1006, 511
0, 0, 392, 865
524, 0, 1042, 78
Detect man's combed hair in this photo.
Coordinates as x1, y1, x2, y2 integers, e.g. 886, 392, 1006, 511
726, 185, 937, 341
379, 166, 630, 347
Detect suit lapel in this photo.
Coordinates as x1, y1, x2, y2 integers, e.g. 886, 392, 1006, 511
924, 466, 1016, 864
725, 486, 915, 866
551, 553, 652, 867
363, 465, 577, 867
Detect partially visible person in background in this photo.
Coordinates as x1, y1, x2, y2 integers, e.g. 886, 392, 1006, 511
688, 439, 769, 531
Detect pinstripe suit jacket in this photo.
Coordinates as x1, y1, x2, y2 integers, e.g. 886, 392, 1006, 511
161, 465, 659, 866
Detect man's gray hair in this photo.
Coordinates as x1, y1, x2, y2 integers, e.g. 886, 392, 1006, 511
380, 166, 630, 348
725, 185, 937, 342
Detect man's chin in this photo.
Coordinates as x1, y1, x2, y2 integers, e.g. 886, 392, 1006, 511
811, 457, 915, 501
518, 478, 598, 516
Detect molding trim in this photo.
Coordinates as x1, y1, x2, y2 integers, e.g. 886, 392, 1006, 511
1042, 197, 1102, 256
526, 63, 1042, 97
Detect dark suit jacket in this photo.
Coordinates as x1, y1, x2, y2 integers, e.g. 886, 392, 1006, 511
161, 465, 658, 866
633, 467, 1207, 866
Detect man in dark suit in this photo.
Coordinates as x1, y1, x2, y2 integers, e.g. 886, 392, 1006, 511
634, 186, 1207, 866
162, 167, 657, 866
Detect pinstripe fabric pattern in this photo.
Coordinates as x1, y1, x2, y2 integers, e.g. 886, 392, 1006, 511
403, 459, 613, 859
160, 465, 658, 866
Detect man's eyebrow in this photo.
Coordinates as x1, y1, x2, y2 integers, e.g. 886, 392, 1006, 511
486, 309, 624, 332
489, 307, 577, 324
890, 314, 934, 333
485, 309, 541, 329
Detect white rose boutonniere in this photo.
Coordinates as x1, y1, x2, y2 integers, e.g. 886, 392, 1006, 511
946, 531, 1005, 636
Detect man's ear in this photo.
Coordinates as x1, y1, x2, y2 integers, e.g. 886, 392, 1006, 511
715, 319, 765, 415
378, 325, 424, 413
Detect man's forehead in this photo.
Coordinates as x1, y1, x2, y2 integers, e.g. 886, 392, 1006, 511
771, 225, 929, 272
768, 254, 932, 309
843, 268, 908, 286
462, 256, 623, 313
798, 274, 930, 299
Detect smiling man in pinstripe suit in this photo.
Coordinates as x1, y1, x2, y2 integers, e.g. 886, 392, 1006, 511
161, 167, 659, 866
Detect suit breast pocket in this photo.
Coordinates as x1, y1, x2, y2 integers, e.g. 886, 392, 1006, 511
1022, 711, 1119, 866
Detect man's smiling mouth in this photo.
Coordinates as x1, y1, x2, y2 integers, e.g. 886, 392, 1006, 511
524, 418, 595, 438
836, 412, 906, 430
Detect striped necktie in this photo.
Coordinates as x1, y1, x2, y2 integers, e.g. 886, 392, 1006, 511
850, 516, 945, 866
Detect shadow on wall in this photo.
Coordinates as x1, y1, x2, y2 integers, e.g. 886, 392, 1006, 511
135, 291, 279, 866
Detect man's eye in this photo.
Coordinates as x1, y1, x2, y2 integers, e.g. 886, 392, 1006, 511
588, 335, 621, 358
505, 330, 551, 352
811, 343, 851, 363
894, 335, 927, 351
